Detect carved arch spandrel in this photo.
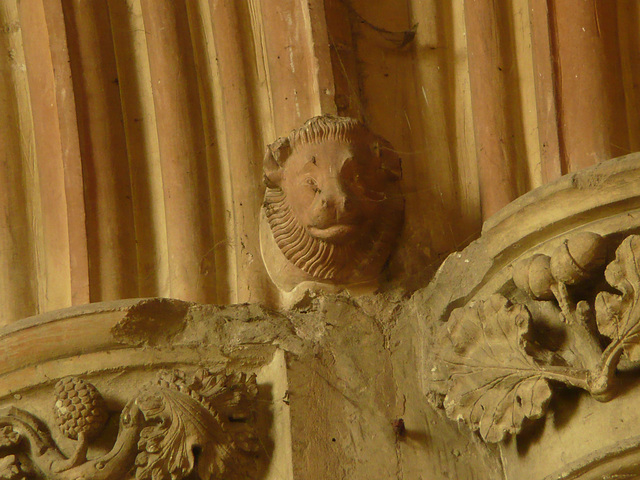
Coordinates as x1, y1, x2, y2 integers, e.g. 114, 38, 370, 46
427, 232, 640, 444
0, 369, 269, 480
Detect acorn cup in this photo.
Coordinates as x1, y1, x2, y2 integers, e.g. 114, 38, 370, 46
52, 377, 109, 472
550, 232, 607, 285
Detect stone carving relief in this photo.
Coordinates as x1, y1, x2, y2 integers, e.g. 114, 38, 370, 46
0, 369, 259, 480
260, 115, 404, 291
427, 232, 640, 443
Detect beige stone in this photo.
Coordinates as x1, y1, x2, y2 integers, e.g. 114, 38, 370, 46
0, 295, 502, 480
2, 2, 640, 479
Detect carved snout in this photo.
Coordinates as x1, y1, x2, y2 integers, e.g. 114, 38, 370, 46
318, 182, 349, 211
313, 180, 359, 224
306, 181, 363, 244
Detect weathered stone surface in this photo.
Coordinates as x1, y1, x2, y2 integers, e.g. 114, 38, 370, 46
0, 295, 502, 480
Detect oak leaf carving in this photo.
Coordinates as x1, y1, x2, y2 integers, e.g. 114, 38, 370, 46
429, 233, 640, 443
433, 295, 553, 442
595, 235, 640, 362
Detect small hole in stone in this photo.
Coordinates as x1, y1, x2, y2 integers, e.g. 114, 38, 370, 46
192, 445, 202, 465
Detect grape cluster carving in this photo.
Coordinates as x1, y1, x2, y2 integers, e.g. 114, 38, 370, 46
53, 377, 109, 441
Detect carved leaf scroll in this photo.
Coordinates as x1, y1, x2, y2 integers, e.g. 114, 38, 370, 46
134, 370, 259, 480
0, 369, 259, 480
595, 235, 640, 362
433, 295, 553, 442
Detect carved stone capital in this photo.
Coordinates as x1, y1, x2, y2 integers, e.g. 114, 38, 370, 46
0, 369, 258, 480
0, 299, 296, 480
421, 154, 640, 479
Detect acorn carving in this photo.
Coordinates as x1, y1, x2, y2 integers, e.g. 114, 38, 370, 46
512, 254, 555, 300
550, 232, 607, 285
54, 377, 108, 441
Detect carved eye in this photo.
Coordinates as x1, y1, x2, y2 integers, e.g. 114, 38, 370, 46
310, 156, 317, 165
306, 177, 320, 193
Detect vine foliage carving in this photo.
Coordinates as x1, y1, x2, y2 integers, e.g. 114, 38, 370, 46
428, 233, 640, 443
0, 369, 259, 480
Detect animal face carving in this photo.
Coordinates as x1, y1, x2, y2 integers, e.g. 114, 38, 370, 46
262, 115, 404, 285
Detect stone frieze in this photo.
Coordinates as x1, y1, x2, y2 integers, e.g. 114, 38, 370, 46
0, 369, 258, 480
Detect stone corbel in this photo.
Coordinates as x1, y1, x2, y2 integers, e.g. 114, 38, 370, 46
260, 115, 404, 293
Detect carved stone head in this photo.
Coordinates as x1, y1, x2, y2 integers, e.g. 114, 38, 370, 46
261, 115, 404, 288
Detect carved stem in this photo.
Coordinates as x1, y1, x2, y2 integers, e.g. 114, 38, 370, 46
551, 283, 603, 371
0, 408, 66, 474
588, 297, 640, 402
57, 401, 144, 480
52, 432, 89, 473
568, 306, 604, 372
540, 365, 590, 391
588, 336, 626, 402
551, 282, 574, 321
0, 409, 50, 456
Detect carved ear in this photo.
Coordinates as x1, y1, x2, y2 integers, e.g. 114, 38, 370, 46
372, 140, 402, 181
263, 137, 291, 188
